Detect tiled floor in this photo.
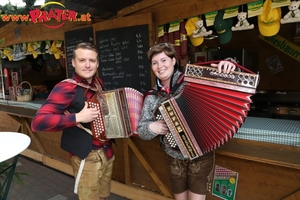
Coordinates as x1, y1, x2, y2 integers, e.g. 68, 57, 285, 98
5, 156, 128, 200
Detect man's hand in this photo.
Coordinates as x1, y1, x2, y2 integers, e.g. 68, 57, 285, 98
75, 102, 100, 123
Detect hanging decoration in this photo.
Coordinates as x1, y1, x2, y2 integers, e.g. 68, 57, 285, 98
22, 43, 30, 55
49, 40, 63, 59
258, 0, 282, 37
232, 11, 254, 31
27, 42, 38, 59
192, 18, 213, 37
185, 17, 204, 47
168, 20, 181, 59
247, 0, 264, 18
204, 11, 218, 26
281, 1, 300, 24
180, 20, 187, 57
12, 44, 26, 61
214, 10, 233, 45
0, 40, 64, 62
3, 47, 14, 61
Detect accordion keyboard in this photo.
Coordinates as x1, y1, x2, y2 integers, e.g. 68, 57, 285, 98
166, 133, 178, 148
155, 112, 178, 149
88, 101, 105, 139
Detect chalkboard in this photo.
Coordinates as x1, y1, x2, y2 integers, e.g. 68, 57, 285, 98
64, 26, 94, 78
96, 24, 151, 93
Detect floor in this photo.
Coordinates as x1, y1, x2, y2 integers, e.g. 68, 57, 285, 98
4, 156, 129, 200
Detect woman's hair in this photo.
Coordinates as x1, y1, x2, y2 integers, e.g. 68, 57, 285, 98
72, 42, 99, 61
147, 42, 179, 70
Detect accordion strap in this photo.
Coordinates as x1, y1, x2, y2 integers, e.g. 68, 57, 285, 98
62, 78, 103, 92
62, 78, 108, 142
144, 72, 184, 97
195, 60, 255, 74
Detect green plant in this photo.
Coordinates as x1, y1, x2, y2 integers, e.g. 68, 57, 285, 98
0, 158, 30, 199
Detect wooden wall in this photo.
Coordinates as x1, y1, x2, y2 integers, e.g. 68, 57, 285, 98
0, 21, 91, 48
118, 0, 257, 26
116, 0, 300, 91
203, 23, 300, 91
21, 57, 66, 88
1, 110, 300, 200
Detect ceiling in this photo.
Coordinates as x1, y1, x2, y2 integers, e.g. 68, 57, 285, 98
60, 0, 143, 20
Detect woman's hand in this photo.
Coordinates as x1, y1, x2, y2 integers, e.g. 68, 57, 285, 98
211, 60, 236, 74
149, 121, 169, 135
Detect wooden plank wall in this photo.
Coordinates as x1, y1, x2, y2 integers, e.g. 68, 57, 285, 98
116, 0, 300, 91
204, 22, 300, 91
0, 21, 91, 48
118, 0, 257, 26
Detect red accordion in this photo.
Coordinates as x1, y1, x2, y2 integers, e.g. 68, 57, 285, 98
88, 87, 143, 139
158, 62, 260, 160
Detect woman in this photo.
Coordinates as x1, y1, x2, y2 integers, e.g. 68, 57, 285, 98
137, 42, 236, 200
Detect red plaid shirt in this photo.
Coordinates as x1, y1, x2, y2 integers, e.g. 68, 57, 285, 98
31, 73, 114, 159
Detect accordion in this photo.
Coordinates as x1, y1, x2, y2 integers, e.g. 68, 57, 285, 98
158, 63, 260, 160
88, 87, 143, 139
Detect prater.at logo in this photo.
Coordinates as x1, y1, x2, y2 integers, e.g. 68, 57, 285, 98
0, 1, 91, 29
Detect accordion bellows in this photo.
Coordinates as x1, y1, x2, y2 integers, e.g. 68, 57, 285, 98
158, 63, 260, 160
88, 87, 143, 139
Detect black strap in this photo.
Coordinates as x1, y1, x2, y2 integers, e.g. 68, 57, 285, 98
144, 71, 184, 98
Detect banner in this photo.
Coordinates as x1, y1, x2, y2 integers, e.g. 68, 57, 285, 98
258, 34, 300, 62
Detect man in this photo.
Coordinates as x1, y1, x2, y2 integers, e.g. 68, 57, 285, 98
31, 42, 114, 200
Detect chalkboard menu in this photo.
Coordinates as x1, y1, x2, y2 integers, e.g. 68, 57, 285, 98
64, 26, 94, 78
96, 24, 151, 93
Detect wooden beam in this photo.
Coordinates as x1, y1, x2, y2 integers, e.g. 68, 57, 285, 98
118, 0, 166, 17
282, 188, 300, 200
216, 138, 300, 170
120, 0, 257, 26
0, 21, 91, 48
5, 114, 21, 131
128, 138, 172, 198
24, 118, 46, 154
123, 138, 131, 184
110, 180, 173, 200
153, 0, 258, 25
43, 154, 73, 175
21, 148, 43, 162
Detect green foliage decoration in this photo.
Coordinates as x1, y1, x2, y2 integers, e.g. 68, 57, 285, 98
0, 159, 30, 198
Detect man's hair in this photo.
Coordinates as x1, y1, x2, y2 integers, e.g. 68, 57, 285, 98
72, 42, 99, 61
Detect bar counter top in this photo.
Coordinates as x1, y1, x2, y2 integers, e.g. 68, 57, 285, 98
0, 99, 299, 147
0, 99, 43, 118
0, 99, 43, 110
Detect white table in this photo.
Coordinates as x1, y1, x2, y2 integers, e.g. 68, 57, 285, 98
0, 132, 31, 200
0, 132, 31, 162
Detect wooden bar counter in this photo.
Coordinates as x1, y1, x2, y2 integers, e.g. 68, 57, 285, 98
0, 100, 300, 200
